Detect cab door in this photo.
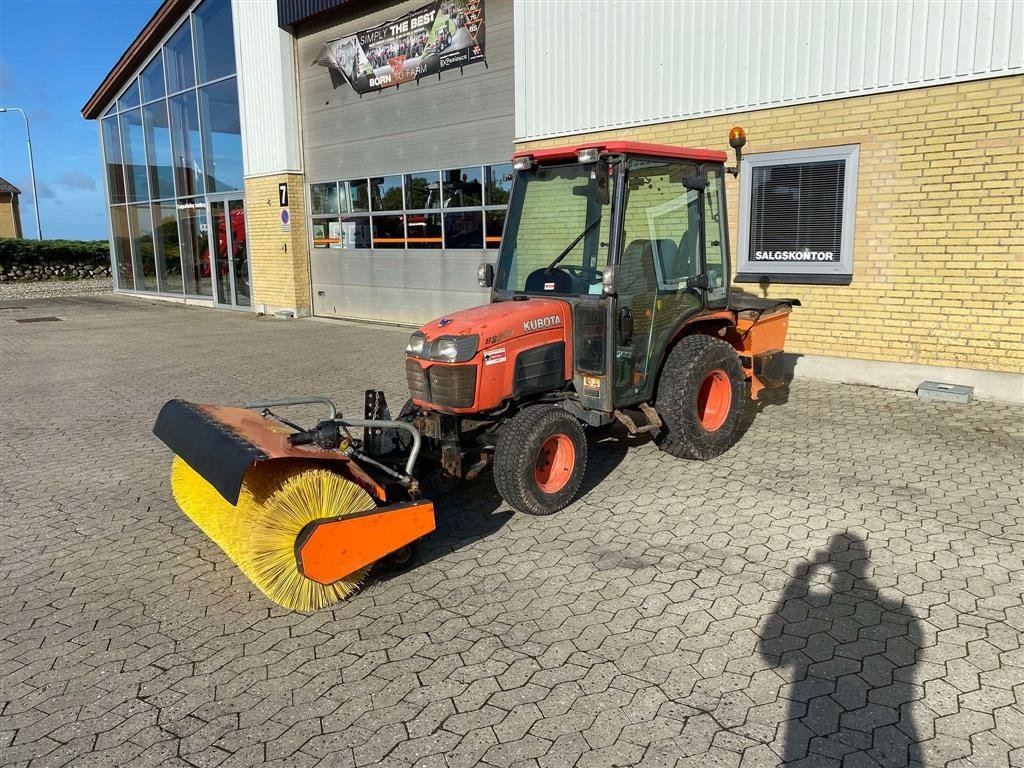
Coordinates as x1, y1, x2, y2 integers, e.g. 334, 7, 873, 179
613, 159, 704, 405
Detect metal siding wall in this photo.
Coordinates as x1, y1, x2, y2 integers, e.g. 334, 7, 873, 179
233, 0, 302, 176
297, 0, 514, 323
297, 0, 514, 180
515, 0, 1024, 140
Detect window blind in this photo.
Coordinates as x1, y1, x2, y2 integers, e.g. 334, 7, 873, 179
748, 160, 846, 263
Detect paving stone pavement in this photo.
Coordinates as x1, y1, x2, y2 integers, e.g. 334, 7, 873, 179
1, 294, 1022, 768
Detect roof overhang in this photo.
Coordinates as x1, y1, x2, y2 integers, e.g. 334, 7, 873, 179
81, 0, 192, 120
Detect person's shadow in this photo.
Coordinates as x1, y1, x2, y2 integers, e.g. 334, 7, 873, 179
758, 532, 924, 766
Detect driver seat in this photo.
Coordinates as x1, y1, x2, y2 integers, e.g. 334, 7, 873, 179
524, 267, 573, 293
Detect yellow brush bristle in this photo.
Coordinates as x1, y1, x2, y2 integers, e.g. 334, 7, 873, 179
169, 457, 376, 611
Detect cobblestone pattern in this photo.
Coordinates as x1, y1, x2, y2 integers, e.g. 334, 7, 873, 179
1, 295, 1022, 768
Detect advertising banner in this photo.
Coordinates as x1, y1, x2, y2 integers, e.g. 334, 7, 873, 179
314, 0, 486, 95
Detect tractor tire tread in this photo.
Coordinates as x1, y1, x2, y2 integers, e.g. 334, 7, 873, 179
656, 333, 746, 460
493, 405, 588, 516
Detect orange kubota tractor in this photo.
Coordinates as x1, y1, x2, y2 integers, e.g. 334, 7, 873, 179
154, 129, 798, 610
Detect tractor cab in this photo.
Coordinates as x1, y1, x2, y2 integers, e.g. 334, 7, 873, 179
488, 141, 735, 413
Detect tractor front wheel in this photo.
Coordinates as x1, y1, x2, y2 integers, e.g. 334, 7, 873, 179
494, 406, 588, 516
656, 334, 746, 460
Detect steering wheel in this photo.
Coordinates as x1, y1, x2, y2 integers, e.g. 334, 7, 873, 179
559, 265, 603, 284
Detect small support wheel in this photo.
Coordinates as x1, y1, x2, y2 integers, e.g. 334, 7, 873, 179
655, 334, 746, 460
378, 543, 416, 574
493, 405, 588, 516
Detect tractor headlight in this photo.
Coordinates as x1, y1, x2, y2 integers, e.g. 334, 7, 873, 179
428, 335, 479, 363
406, 331, 426, 355
435, 338, 459, 361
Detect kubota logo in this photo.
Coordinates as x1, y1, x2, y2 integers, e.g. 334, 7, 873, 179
523, 315, 561, 333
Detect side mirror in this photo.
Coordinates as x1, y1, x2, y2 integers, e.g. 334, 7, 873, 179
477, 262, 494, 288
686, 273, 710, 291
682, 175, 708, 191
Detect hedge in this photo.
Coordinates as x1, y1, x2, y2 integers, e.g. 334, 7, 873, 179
0, 238, 111, 269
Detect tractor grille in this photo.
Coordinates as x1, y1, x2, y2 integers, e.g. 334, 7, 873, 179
406, 359, 477, 409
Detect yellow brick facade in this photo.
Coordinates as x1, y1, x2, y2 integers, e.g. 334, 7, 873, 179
244, 173, 312, 314
520, 76, 1024, 375
0, 194, 22, 239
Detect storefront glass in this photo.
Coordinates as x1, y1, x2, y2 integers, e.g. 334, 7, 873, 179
143, 101, 175, 200
309, 165, 510, 253
199, 78, 243, 193
100, 0, 244, 304
153, 202, 183, 294
193, 0, 235, 83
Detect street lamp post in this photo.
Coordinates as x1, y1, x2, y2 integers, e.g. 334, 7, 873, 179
0, 106, 43, 240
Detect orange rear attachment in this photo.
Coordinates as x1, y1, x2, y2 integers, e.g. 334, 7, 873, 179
736, 309, 792, 400
296, 501, 436, 586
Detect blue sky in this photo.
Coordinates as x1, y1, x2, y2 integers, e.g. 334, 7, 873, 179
0, 0, 161, 240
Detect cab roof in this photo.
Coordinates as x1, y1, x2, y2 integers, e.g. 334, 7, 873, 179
514, 141, 727, 164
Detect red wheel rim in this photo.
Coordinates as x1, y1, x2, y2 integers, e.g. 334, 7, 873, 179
534, 434, 575, 494
697, 369, 732, 432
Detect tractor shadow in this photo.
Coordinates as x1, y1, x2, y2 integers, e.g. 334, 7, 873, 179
371, 430, 631, 579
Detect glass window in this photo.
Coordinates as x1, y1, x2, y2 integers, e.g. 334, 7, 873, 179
168, 91, 204, 196
407, 213, 442, 249
128, 204, 158, 291
119, 108, 149, 203
442, 166, 482, 207
140, 56, 166, 102
704, 166, 727, 306
311, 217, 338, 248
101, 116, 125, 205
496, 163, 615, 292
372, 215, 405, 248
177, 199, 212, 296
165, 22, 196, 93
339, 215, 371, 249
614, 159, 702, 403
404, 171, 440, 209
193, 0, 236, 83
738, 145, 858, 283
198, 78, 243, 192
310, 183, 339, 215
153, 202, 183, 294
341, 179, 369, 212
485, 163, 513, 205
485, 210, 505, 249
444, 211, 483, 249
370, 176, 403, 211
102, 103, 115, 118
110, 206, 132, 289
117, 80, 140, 111
143, 101, 175, 200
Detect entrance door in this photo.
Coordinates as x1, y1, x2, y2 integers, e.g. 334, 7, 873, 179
208, 197, 251, 307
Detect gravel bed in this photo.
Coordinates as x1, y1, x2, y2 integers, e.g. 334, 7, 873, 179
0, 277, 113, 301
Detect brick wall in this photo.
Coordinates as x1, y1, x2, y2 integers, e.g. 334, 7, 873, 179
243, 173, 311, 313
520, 76, 1024, 375
0, 195, 22, 239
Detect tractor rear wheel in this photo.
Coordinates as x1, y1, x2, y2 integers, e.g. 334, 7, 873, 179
494, 405, 588, 516
656, 334, 746, 460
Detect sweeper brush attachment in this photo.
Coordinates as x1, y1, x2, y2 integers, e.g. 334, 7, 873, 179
155, 399, 435, 611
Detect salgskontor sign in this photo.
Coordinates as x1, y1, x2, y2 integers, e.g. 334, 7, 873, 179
314, 0, 485, 95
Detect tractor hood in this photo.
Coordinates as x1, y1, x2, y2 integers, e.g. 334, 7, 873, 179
419, 298, 571, 348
